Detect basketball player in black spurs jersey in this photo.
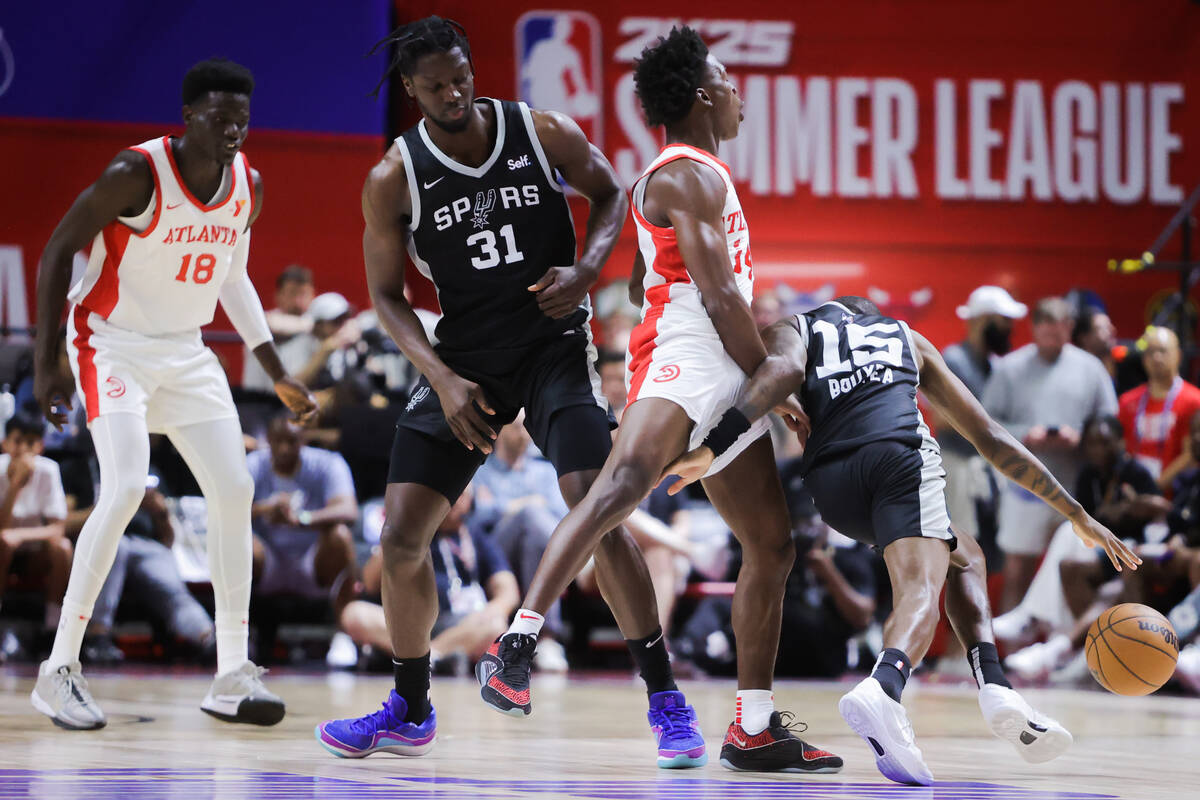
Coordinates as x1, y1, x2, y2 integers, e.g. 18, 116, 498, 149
664, 296, 1141, 786
316, 17, 700, 764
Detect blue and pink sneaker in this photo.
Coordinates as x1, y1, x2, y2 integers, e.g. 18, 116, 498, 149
315, 690, 436, 758
648, 690, 707, 768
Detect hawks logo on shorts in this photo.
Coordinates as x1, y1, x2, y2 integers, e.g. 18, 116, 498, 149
104, 376, 126, 398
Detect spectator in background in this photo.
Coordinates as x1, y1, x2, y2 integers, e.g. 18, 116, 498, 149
86, 478, 216, 665
1117, 326, 1200, 491
983, 297, 1118, 611
243, 266, 318, 392
1068, 291, 1147, 395
341, 485, 520, 674
0, 413, 71, 640
295, 292, 362, 393
470, 416, 569, 672
939, 286, 1026, 545
248, 416, 359, 652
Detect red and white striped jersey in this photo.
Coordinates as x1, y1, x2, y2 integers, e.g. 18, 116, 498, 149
627, 144, 754, 370
67, 136, 255, 336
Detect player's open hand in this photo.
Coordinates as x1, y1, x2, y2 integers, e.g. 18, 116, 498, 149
435, 374, 497, 454
34, 363, 75, 431
657, 446, 716, 495
274, 376, 318, 426
529, 266, 590, 319
1070, 512, 1142, 572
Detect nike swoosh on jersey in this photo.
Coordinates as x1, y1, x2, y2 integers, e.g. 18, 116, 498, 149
423, 177, 445, 189
166, 203, 183, 209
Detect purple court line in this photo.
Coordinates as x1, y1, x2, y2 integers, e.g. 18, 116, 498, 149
0, 770, 1123, 800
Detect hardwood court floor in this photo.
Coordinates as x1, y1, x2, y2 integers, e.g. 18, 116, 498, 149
0, 667, 1197, 799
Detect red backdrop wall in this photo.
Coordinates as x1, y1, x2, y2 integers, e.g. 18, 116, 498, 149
4, 0, 1198, 373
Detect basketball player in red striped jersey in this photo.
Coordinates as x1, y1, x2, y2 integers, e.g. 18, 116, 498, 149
480, 27, 842, 773
31, 59, 316, 730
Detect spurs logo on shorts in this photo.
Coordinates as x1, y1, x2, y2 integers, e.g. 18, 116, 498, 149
406, 385, 431, 413
104, 376, 126, 398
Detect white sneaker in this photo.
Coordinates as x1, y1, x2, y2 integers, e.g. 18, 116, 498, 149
533, 636, 568, 673
978, 684, 1072, 763
200, 661, 285, 726
31, 660, 106, 730
838, 677, 934, 786
1176, 645, 1200, 694
992, 608, 1039, 647
326, 632, 359, 669
1004, 635, 1072, 682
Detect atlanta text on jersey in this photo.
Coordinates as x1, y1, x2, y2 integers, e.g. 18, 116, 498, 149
160, 223, 239, 247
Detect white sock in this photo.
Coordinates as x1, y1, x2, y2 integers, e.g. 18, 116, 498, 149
215, 611, 249, 676
736, 689, 774, 735
1045, 633, 1073, 663
47, 599, 92, 670
506, 608, 545, 637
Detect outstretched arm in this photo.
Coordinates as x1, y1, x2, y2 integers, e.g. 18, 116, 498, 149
911, 328, 1140, 572
527, 110, 627, 319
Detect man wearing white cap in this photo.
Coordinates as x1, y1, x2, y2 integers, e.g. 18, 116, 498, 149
982, 297, 1118, 612
939, 287, 1027, 543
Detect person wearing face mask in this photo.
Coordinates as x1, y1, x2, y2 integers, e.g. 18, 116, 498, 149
938, 287, 1027, 548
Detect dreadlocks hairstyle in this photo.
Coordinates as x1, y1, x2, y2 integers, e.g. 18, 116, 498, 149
369, 16, 472, 97
833, 295, 882, 316
632, 26, 709, 127
181, 58, 254, 105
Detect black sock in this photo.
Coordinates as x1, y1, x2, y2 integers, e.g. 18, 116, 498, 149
871, 648, 912, 702
968, 642, 1012, 689
392, 654, 432, 723
626, 627, 677, 696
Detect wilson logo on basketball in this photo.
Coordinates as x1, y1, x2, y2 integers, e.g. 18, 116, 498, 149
1137, 620, 1179, 650
653, 365, 680, 383
104, 376, 126, 398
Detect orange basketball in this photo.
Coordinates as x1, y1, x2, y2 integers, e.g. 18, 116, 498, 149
1085, 603, 1179, 696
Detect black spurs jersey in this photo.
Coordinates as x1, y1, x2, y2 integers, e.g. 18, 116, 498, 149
399, 98, 584, 363
792, 302, 937, 475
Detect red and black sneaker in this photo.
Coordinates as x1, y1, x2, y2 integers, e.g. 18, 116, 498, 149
719, 711, 843, 773
475, 633, 536, 717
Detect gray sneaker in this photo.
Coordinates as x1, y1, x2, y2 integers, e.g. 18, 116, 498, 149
200, 661, 285, 726
31, 660, 107, 730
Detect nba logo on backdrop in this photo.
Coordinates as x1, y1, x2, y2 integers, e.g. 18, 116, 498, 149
515, 11, 602, 148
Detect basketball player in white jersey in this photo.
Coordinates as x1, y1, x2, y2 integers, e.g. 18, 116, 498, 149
482, 27, 841, 773
31, 59, 316, 730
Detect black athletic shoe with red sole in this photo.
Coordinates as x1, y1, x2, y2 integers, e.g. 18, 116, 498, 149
719, 711, 844, 773
476, 633, 536, 717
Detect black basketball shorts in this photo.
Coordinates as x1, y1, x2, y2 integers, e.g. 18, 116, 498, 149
803, 440, 956, 552
387, 331, 615, 503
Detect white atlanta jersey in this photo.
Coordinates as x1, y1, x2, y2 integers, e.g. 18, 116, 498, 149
625, 144, 768, 476
67, 136, 255, 336
627, 144, 754, 402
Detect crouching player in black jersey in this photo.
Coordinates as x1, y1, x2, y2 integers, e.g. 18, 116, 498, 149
662, 296, 1141, 786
